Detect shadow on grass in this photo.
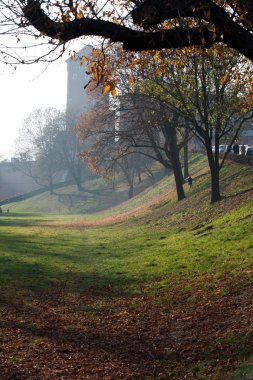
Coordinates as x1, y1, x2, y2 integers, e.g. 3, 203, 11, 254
0, 231, 143, 297
0, 257, 141, 298
189, 153, 205, 166
224, 187, 253, 199
0, 213, 47, 228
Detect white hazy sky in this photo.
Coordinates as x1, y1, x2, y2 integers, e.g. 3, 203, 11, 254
0, 55, 69, 159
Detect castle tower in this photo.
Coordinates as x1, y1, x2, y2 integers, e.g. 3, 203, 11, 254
66, 45, 93, 128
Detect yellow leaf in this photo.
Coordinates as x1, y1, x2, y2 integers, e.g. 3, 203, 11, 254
111, 88, 117, 96
103, 84, 111, 94
79, 56, 85, 66
76, 12, 84, 20
221, 73, 230, 85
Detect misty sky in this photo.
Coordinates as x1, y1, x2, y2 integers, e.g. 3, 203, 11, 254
0, 56, 68, 159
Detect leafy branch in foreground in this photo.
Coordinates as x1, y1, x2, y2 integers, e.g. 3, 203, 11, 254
1, 1, 253, 63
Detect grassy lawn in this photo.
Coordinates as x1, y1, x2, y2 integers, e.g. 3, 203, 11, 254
0, 202, 252, 295
0, 158, 252, 379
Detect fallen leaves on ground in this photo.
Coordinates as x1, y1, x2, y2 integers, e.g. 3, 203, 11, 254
0, 273, 252, 379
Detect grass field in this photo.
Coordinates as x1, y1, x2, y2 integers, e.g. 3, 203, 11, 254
0, 157, 253, 379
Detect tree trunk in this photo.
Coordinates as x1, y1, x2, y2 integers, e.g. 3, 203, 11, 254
76, 161, 85, 191
210, 166, 221, 202
49, 175, 54, 195
145, 166, 154, 179
173, 164, 185, 201
77, 183, 84, 191
128, 184, 134, 199
168, 125, 185, 201
67, 161, 85, 191
206, 137, 222, 203
117, 162, 135, 200
137, 169, 142, 183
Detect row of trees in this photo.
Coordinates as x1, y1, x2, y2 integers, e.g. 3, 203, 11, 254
14, 43, 253, 205
76, 45, 253, 203
14, 106, 155, 200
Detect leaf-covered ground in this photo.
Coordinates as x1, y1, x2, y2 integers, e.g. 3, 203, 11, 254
0, 273, 253, 379
0, 159, 253, 379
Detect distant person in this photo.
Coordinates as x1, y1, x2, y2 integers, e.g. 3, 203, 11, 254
187, 176, 193, 187
7, 208, 9, 213
233, 143, 239, 154
241, 144, 246, 156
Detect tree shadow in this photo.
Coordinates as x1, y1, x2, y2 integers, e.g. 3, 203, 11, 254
224, 187, 253, 199
0, 214, 45, 227
1, 285, 253, 379
0, 230, 143, 296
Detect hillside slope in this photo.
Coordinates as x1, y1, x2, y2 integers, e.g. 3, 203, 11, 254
0, 155, 252, 379
3, 161, 168, 214
4, 154, 206, 215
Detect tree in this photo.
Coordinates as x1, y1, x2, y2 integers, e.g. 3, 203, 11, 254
76, 86, 188, 201
118, 93, 187, 201
96, 44, 252, 202
54, 128, 87, 192
115, 154, 153, 199
90, 45, 200, 201
16, 108, 92, 192
135, 47, 253, 202
77, 106, 156, 200
15, 108, 66, 194
1, 0, 253, 65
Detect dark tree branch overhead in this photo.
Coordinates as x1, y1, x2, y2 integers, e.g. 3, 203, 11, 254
0, 0, 241, 61
22, 0, 253, 61
23, 5, 215, 50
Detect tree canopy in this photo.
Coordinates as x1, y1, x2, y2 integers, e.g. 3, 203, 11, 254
77, 43, 253, 203
1, 1, 253, 64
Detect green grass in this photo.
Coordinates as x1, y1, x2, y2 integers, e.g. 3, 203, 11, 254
229, 358, 253, 380
0, 156, 252, 379
1, 155, 252, 296
0, 196, 252, 295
